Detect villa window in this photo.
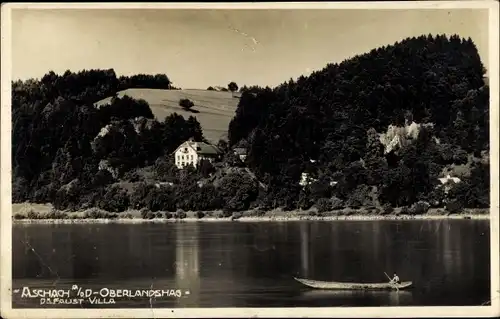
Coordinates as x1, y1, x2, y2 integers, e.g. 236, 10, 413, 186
191, 155, 194, 160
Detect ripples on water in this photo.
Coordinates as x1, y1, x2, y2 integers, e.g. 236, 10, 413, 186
12, 220, 490, 308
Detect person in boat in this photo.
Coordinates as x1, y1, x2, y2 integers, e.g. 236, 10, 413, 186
389, 272, 400, 285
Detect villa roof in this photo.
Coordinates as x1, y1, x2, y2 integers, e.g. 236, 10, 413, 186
174, 140, 221, 155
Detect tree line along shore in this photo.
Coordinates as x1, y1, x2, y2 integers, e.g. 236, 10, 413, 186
12, 203, 489, 223
11, 34, 489, 219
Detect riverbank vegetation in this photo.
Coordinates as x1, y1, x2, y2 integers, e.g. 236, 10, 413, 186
12, 203, 489, 222
12, 34, 489, 219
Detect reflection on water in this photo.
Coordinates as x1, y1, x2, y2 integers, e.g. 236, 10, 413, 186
300, 289, 413, 306
12, 220, 490, 308
300, 223, 309, 278
175, 223, 200, 307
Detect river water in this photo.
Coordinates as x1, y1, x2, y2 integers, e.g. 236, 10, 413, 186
12, 220, 490, 308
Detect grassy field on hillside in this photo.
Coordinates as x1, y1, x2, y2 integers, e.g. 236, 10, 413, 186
96, 88, 240, 142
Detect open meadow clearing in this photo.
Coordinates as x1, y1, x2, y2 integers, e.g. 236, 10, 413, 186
96, 88, 239, 142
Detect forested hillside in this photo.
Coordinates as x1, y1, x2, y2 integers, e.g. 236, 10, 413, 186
12, 70, 204, 207
11, 34, 490, 217
229, 34, 489, 210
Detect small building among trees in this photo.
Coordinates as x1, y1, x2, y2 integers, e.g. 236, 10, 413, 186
299, 172, 317, 187
233, 147, 248, 162
437, 174, 461, 194
173, 138, 222, 169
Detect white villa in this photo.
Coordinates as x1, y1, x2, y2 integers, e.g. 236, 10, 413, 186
174, 139, 222, 169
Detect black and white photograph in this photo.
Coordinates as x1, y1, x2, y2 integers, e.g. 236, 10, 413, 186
1, 1, 499, 318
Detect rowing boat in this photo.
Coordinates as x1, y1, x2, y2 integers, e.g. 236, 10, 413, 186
293, 277, 412, 290
294, 277, 412, 290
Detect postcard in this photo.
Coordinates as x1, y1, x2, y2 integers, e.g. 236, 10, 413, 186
1, 1, 498, 318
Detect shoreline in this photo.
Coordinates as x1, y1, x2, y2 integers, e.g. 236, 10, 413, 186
11, 203, 490, 224
12, 214, 490, 224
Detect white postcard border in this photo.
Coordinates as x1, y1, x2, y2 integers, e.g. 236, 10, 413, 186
1, 1, 499, 318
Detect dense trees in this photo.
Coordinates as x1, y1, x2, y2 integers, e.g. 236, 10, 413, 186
12, 34, 490, 215
118, 74, 172, 90
228, 34, 489, 210
12, 69, 205, 206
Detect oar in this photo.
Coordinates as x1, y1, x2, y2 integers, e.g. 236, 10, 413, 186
384, 272, 399, 292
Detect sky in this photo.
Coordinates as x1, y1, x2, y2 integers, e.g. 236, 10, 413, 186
11, 8, 490, 89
